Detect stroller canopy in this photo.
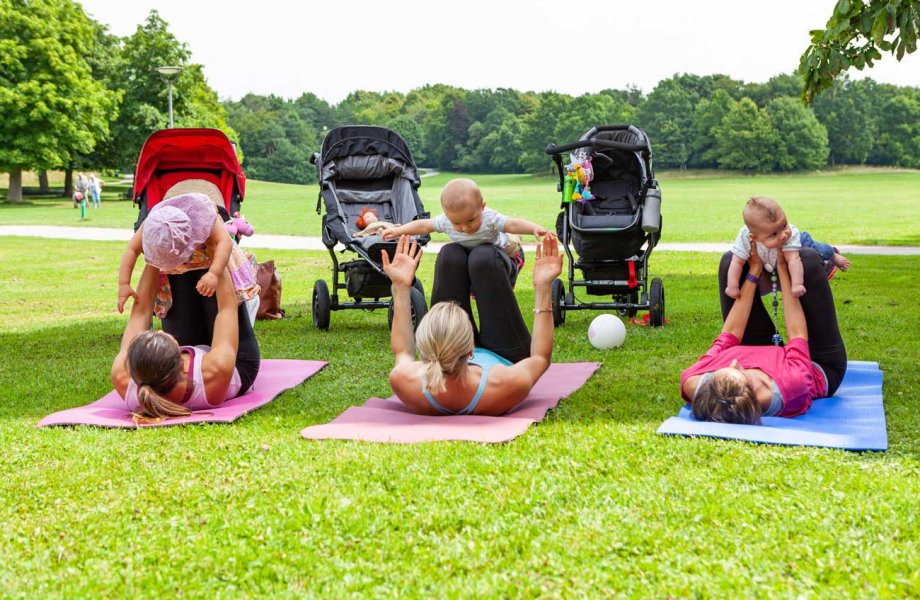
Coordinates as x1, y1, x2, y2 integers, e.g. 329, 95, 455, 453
581, 126, 651, 189
133, 128, 245, 211
317, 125, 418, 184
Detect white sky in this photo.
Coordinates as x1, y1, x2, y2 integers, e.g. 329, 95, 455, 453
79, 0, 920, 104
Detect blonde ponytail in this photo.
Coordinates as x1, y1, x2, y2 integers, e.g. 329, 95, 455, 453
415, 302, 474, 394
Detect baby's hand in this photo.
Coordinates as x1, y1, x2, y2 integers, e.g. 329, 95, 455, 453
196, 272, 218, 297
533, 226, 557, 242
381, 227, 401, 241
791, 284, 806, 298
725, 284, 741, 299
117, 284, 138, 313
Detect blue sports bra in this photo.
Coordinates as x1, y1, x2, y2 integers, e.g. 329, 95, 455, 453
422, 348, 512, 415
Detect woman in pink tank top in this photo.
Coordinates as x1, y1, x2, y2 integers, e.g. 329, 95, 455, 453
681, 240, 847, 424
111, 264, 247, 421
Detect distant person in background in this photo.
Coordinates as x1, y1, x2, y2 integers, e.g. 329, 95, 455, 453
88, 173, 103, 208
73, 172, 88, 209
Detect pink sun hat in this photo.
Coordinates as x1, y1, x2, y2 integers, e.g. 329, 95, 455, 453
142, 193, 218, 271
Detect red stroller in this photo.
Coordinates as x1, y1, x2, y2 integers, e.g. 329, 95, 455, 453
132, 128, 245, 228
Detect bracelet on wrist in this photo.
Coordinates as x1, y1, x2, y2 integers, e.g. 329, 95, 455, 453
745, 273, 760, 285
533, 307, 553, 314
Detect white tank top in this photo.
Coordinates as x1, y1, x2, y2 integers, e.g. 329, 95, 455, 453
123, 345, 242, 412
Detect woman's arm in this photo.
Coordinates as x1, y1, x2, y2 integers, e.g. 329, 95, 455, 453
776, 252, 808, 340
202, 270, 240, 404
117, 227, 144, 313
197, 219, 231, 297
513, 236, 563, 384
381, 235, 424, 364
111, 265, 159, 395
721, 242, 765, 340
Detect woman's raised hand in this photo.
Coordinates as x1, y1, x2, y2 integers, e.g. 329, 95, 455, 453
381, 234, 423, 288
532, 235, 562, 288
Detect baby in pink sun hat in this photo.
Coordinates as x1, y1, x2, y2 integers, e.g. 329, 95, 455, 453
117, 193, 260, 316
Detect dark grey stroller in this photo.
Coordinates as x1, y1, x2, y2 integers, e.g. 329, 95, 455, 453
310, 126, 429, 330
545, 125, 665, 326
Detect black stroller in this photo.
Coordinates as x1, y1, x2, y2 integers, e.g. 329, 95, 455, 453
544, 125, 665, 326
310, 126, 429, 330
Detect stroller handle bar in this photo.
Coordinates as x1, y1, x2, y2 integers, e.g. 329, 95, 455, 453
545, 138, 649, 155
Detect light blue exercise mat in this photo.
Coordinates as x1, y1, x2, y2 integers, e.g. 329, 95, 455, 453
657, 361, 887, 451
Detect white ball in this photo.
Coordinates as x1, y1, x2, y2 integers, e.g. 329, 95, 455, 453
588, 314, 627, 349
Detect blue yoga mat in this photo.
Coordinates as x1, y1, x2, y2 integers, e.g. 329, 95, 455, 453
657, 361, 887, 451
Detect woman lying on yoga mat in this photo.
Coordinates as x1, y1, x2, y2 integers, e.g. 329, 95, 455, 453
111, 265, 261, 421
383, 234, 563, 416
681, 242, 847, 424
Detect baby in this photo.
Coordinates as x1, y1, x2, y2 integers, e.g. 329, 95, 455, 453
117, 193, 260, 316
726, 196, 851, 299
381, 178, 552, 283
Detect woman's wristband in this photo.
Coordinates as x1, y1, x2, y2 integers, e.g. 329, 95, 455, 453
745, 273, 760, 285
533, 307, 552, 315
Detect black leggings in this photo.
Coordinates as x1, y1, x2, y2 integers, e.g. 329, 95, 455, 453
718, 249, 847, 395
431, 243, 531, 363
159, 270, 261, 394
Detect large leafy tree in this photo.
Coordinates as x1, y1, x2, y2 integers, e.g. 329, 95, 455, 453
636, 78, 698, 169
868, 86, 920, 167
811, 78, 876, 165
713, 98, 780, 172
107, 10, 237, 170
0, 0, 118, 202
692, 90, 738, 167
800, 0, 920, 103
766, 97, 830, 170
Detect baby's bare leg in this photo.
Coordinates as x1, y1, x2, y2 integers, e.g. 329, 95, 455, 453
724, 255, 745, 299
832, 252, 851, 271
786, 250, 806, 297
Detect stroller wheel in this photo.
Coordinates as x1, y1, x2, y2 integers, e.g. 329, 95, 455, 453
388, 287, 428, 331
312, 280, 332, 330
648, 278, 665, 327
412, 278, 425, 299
551, 279, 566, 327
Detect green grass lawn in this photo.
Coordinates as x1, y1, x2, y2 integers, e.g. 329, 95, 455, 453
3, 169, 920, 246
1, 233, 919, 596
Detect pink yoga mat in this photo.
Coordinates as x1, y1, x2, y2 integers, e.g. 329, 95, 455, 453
300, 362, 600, 443
37, 359, 327, 429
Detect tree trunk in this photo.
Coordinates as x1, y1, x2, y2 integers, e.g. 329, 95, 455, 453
7, 168, 23, 203
38, 171, 50, 193
64, 167, 73, 197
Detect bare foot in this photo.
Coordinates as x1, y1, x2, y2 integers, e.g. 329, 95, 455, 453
832, 253, 851, 271
791, 284, 806, 298
725, 285, 740, 299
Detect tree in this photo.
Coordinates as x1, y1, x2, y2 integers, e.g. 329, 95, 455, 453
692, 90, 738, 167
106, 10, 237, 170
743, 73, 804, 107
811, 78, 875, 165
800, 0, 920, 103
713, 98, 780, 172
0, 0, 118, 202
868, 87, 920, 167
765, 97, 830, 170
636, 78, 698, 169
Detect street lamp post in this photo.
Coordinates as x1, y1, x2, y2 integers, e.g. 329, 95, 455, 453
155, 66, 182, 128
